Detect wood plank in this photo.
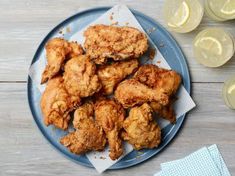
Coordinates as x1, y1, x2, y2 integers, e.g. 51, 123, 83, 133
0, 0, 235, 82
0, 82, 234, 175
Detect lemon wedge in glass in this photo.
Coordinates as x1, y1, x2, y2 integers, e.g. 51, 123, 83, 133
194, 37, 222, 56
228, 84, 235, 94
221, 0, 235, 15
168, 1, 190, 27
164, 0, 203, 33
193, 28, 234, 67
223, 76, 235, 109
205, 0, 235, 20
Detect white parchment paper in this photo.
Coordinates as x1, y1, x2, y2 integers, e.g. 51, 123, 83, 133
29, 4, 196, 173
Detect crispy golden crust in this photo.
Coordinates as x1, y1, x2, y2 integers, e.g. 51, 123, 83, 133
134, 64, 181, 96
67, 41, 84, 58
60, 102, 106, 154
95, 99, 125, 160
122, 103, 161, 150
149, 101, 176, 124
40, 76, 74, 130
114, 79, 169, 108
41, 38, 84, 84
84, 25, 148, 64
72, 101, 94, 129
97, 59, 139, 95
63, 55, 102, 102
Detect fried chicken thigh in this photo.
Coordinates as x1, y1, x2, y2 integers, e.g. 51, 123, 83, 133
84, 25, 148, 64
63, 55, 101, 105
41, 38, 84, 84
95, 99, 125, 160
134, 65, 181, 123
114, 79, 169, 108
60, 102, 106, 154
40, 76, 73, 130
122, 103, 161, 150
97, 59, 139, 95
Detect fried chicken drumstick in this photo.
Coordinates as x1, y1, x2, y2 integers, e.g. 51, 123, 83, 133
95, 99, 125, 160
115, 79, 169, 108
134, 65, 181, 123
134, 65, 181, 97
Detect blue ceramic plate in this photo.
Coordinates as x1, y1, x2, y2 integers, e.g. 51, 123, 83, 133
27, 7, 190, 170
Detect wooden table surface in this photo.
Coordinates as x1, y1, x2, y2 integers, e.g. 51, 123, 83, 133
0, 0, 235, 175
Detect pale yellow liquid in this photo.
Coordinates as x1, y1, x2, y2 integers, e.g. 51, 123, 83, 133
193, 28, 235, 67
164, 0, 204, 33
206, 0, 235, 20
205, 0, 227, 21
223, 76, 235, 109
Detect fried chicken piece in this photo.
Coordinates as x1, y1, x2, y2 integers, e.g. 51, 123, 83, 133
95, 99, 125, 160
63, 55, 101, 104
84, 25, 148, 64
114, 79, 169, 108
67, 41, 84, 58
122, 103, 161, 150
97, 59, 139, 95
72, 101, 94, 129
60, 102, 106, 154
41, 38, 83, 84
133, 65, 181, 123
134, 65, 181, 96
150, 100, 176, 124
40, 76, 73, 130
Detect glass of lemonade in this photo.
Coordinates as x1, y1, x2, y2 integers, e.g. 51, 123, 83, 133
193, 28, 235, 67
164, 0, 204, 33
205, 0, 235, 21
223, 76, 235, 109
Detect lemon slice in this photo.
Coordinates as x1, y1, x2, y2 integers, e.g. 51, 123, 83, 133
168, 1, 190, 27
194, 37, 223, 55
228, 84, 235, 94
221, 0, 235, 15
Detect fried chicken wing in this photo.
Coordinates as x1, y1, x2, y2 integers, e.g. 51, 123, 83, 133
84, 25, 148, 64
95, 99, 125, 160
97, 59, 139, 95
63, 55, 101, 104
41, 38, 84, 84
114, 79, 169, 108
60, 102, 106, 154
133, 65, 181, 123
40, 76, 73, 130
122, 103, 161, 150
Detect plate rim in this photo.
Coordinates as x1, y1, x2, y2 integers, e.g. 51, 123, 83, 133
27, 6, 191, 170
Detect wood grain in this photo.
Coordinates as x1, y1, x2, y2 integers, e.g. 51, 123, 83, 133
0, 0, 235, 175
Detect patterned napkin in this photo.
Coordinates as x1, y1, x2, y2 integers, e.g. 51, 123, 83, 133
155, 144, 231, 176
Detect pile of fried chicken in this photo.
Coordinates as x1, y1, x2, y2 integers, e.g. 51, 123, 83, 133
40, 24, 181, 160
